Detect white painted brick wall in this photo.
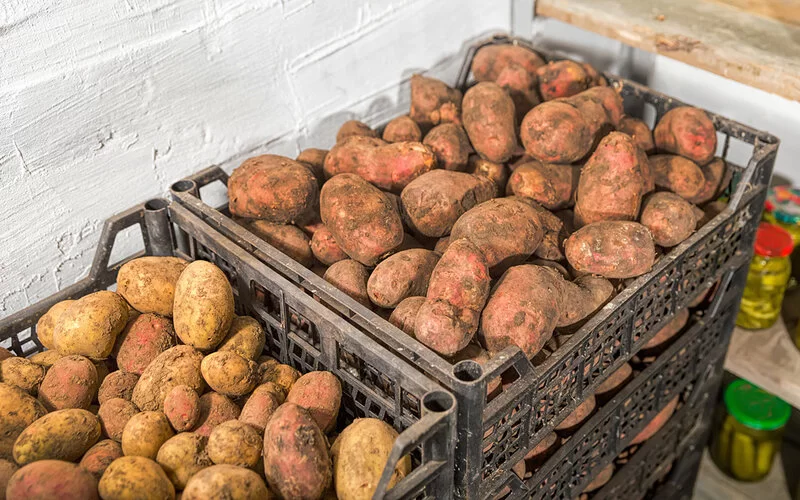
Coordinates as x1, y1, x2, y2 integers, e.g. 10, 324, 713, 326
0, 0, 510, 315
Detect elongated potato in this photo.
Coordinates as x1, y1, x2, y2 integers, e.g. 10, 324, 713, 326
244, 220, 314, 268
423, 123, 471, 171
641, 309, 690, 354
450, 197, 544, 277
98, 371, 139, 404
192, 392, 241, 438
640, 192, 699, 247
201, 351, 258, 397
99, 456, 175, 500
0, 357, 45, 395
480, 265, 565, 357
113, 313, 175, 376
173, 261, 235, 351
564, 221, 656, 278
414, 239, 491, 356
7, 460, 98, 500
286, 372, 342, 433
156, 432, 213, 489
506, 161, 578, 210
53, 291, 129, 360
117, 256, 188, 317
35, 300, 75, 350
649, 155, 706, 200
239, 382, 284, 432
520, 101, 593, 164
388, 296, 426, 338
320, 174, 404, 266
462, 82, 519, 163
98, 398, 138, 442
207, 420, 262, 468
324, 260, 371, 308
367, 249, 440, 308
558, 275, 614, 328
183, 464, 271, 500
217, 316, 265, 361
336, 120, 378, 143
409, 74, 462, 130
121, 411, 174, 460
263, 403, 331, 499
0, 383, 47, 459
228, 154, 319, 223
80, 439, 123, 480
400, 170, 496, 238
383, 115, 423, 143
13, 409, 101, 465
311, 226, 349, 266
332, 418, 411, 500
132, 345, 205, 412
654, 107, 717, 165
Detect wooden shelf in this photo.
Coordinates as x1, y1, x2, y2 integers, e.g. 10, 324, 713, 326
535, 0, 800, 101
694, 450, 791, 500
724, 318, 800, 409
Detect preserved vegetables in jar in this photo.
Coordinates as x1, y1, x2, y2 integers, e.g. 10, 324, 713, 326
763, 186, 800, 248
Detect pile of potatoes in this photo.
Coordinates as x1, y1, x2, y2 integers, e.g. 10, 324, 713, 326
225, 43, 729, 372
0, 256, 410, 499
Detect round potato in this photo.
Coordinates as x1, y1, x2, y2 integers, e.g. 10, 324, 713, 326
192, 392, 241, 438
286, 371, 342, 433
0, 383, 47, 459
13, 409, 101, 465
117, 256, 188, 317
239, 382, 284, 432
98, 398, 139, 442
564, 221, 656, 278
310, 226, 349, 266
98, 371, 139, 404
99, 456, 175, 500
383, 115, 422, 143
163, 385, 201, 432
324, 260, 371, 308
207, 420, 262, 468
367, 249, 439, 308
132, 345, 205, 412
217, 316, 265, 361
388, 296, 426, 337
173, 261, 235, 352
201, 351, 259, 397
28, 350, 64, 368
0, 357, 45, 395
38, 355, 98, 411
113, 313, 175, 376
332, 418, 411, 500
7, 460, 98, 500
35, 300, 75, 350
121, 411, 174, 460
183, 464, 272, 500
0, 458, 18, 497
156, 432, 213, 489
640, 192, 698, 247
258, 360, 300, 397
53, 291, 129, 360
80, 439, 123, 480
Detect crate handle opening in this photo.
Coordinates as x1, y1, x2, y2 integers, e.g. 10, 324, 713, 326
171, 179, 197, 195
422, 390, 456, 413
453, 360, 483, 383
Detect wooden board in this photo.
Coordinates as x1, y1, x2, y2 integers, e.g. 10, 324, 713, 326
535, 0, 800, 101
694, 450, 791, 500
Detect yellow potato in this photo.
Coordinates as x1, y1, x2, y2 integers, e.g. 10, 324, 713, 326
121, 411, 174, 460
53, 291, 129, 360
332, 418, 411, 500
13, 409, 101, 465
28, 350, 65, 368
35, 300, 75, 350
200, 351, 258, 397
217, 316, 265, 361
131, 345, 205, 412
182, 464, 272, 500
207, 421, 262, 468
0, 458, 18, 496
257, 360, 299, 397
0, 357, 45, 395
173, 261, 235, 351
156, 432, 213, 489
99, 456, 175, 500
0, 383, 47, 459
116, 256, 188, 317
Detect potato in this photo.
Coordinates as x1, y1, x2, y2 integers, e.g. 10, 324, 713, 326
480, 265, 565, 358
506, 161, 578, 211
13, 409, 101, 465
414, 239, 491, 356
228, 154, 319, 223
574, 132, 651, 227
258, 361, 300, 396
201, 351, 258, 397
117, 257, 188, 317
331, 418, 410, 500
336, 120, 377, 143
243, 220, 315, 268
155, 432, 212, 489
27, 350, 62, 369
0, 459, 17, 498
98, 371, 139, 404
494, 61, 541, 123
561, 92, 613, 138
526, 203, 569, 261
554, 395, 596, 433
649, 154, 706, 200
640, 192, 699, 247
512, 432, 558, 478
263, 403, 331, 499
654, 107, 717, 165
311, 226, 349, 266
565, 221, 656, 278
433, 236, 451, 254
206, 420, 262, 469
162, 385, 200, 432
400, 170, 496, 238
595, 363, 633, 403
558, 275, 614, 328
0, 357, 44, 395
132, 345, 205, 412
121, 411, 173, 460
0, 383, 46, 459
98, 398, 139, 442
409, 74, 462, 130
617, 116, 654, 154
631, 397, 679, 444
462, 82, 518, 163
0, 348, 12, 363
217, 316, 265, 362
112, 314, 175, 376
382, 115, 422, 143
520, 101, 593, 164
388, 297, 426, 338
80, 439, 123, 480
423, 123, 471, 171
583, 463, 614, 493
536, 60, 591, 101
450, 197, 544, 277
53, 291, 129, 360
173, 261, 234, 352
239, 383, 284, 432
35, 300, 75, 350
296, 148, 328, 187
580, 86, 624, 128
192, 392, 241, 438
99, 456, 175, 500
642, 309, 690, 354
687, 157, 730, 204
471, 44, 544, 82
286, 372, 342, 433
183, 464, 271, 500
323, 260, 371, 308
7, 460, 98, 500
320, 174, 404, 266
582, 62, 608, 87
467, 155, 509, 197
367, 249, 439, 308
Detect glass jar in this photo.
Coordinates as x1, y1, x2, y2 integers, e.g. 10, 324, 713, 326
710, 379, 790, 482
763, 186, 800, 248
736, 223, 793, 330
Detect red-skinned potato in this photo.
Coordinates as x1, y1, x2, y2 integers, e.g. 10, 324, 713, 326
654, 106, 717, 165
38, 355, 98, 411
558, 275, 614, 328
555, 395, 596, 434
296, 148, 327, 187
462, 82, 519, 163
467, 155, 509, 197
595, 363, 633, 402
580, 86, 624, 128
286, 371, 342, 433
640, 192, 699, 247
617, 116, 655, 154
520, 101, 593, 164
536, 60, 591, 101
163, 385, 201, 432
423, 123, 472, 171
243, 220, 315, 268
367, 249, 440, 308
409, 74, 462, 130
649, 154, 706, 200
582, 62, 608, 86
80, 440, 123, 480
631, 397, 679, 444
336, 120, 377, 143
191, 392, 241, 438
113, 313, 175, 376
495, 62, 541, 123
388, 296, 426, 338
506, 161, 578, 210
565, 221, 656, 278
98, 371, 138, 404
642, 309, 690, 354
383, 115, 422, 143
7, 460, 99, 500
324, 260, 371, 308
471, 44, 545, 82
310, 225, 349, 266
687, 157, 730, 204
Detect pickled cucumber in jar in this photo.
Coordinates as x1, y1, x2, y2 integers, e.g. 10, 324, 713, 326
710, 379, 789, 482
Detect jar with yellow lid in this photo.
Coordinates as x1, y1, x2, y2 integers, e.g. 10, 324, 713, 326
736, 223, 793, 330
763, 186, 800, 248
710, 379, 790, 482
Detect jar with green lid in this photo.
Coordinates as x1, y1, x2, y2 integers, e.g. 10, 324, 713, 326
710, 379, 790, 482
763, 186, 800, 248
736, 223, 793, 330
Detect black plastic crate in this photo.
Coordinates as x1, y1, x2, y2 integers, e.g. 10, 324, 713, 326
169, 33, 778, 498
0, 200, 457, 500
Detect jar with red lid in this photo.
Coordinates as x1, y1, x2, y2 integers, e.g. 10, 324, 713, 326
736, 223, 793, 329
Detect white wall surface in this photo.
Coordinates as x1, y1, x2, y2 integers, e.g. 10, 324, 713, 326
0, 0, 510, 315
